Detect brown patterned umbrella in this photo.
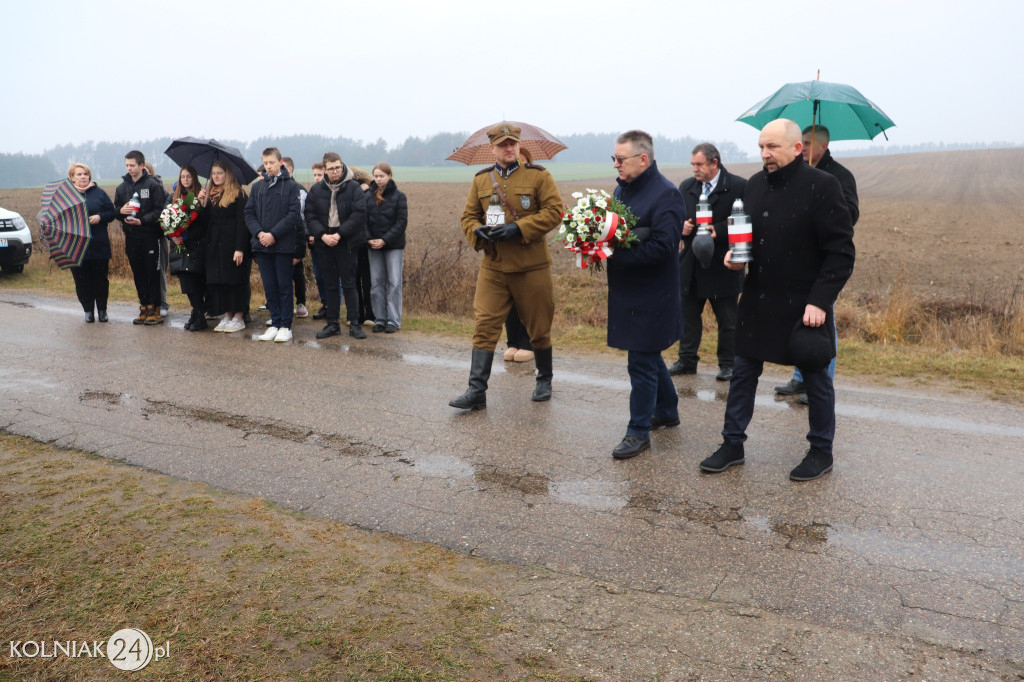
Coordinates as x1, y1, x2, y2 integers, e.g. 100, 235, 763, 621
446, 121, 567, 165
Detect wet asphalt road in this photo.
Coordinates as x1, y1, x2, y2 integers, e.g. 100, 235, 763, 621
2, 292, 1023, 666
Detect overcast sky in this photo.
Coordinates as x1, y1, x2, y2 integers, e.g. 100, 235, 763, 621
3, 0, 1021, 157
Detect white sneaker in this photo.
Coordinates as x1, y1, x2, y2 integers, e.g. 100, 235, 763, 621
295, 303, 308, 318
274, 327, 292, 343
225, 319, 246, 333
259, 326, 278, 341
213, 318, 229, 332
266, 318, 274, 326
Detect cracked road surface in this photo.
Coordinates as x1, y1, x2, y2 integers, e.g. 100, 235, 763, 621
3, 292, 1023, 673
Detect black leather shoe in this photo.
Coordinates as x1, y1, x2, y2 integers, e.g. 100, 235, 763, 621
316, 323, 341, 339
612, 436, 650, 460
716, 366, 733, 381
84, 311, 95, 323
650, 415, 680, 429
699, 442, 745, 473
372, 323, 386, 333
312, 307, 327, 320
191, 316, 209, 331
385, 324, 398, 333
349, 323, 367, 339
774, 379, 805, 395
790, 447, 833, 481
97, 310, 108, 323
667, 360, 697, 376
797, 393, 809, 405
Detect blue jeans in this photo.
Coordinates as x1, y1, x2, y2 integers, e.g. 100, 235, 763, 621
794, 314, 838, 382
626, 350, 679, 439
725, 355, 836, 453
255, 252, 294, 329
368, 248, 404, 328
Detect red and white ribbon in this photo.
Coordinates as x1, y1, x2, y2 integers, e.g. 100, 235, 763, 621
568, 211, 621, 269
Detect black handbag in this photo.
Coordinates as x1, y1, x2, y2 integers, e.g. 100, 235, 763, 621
168, 247, 204, 276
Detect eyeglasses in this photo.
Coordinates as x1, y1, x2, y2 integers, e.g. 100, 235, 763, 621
611, 153, 642, 164
325, 166, 343, 172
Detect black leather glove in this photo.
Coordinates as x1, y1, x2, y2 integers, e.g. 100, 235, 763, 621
473, 225, 494, 243
631, 226, 652, 243
488, 222, 521, 242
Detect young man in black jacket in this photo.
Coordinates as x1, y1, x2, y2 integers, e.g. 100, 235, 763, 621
245, 147, 303, 343
304, 152, 368, 339
114, 150, 167, 325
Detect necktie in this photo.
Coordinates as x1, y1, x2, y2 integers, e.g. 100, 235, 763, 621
703, 182, 712, 196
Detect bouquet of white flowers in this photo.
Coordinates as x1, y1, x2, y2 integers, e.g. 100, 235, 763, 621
158, 192, 200, 249
557, 189, 638, 271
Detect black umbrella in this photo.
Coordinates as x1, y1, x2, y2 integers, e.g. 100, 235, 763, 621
164, 137, 260, 185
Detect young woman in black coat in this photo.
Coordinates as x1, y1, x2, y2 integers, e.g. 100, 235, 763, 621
203, 161, 250, 333
167, 165, 208, 330
68, 163, 116, 322
365, 163, 408, 333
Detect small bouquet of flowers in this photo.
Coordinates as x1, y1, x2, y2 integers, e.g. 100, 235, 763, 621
159, 192, 200, 251
558, 189, 639, 271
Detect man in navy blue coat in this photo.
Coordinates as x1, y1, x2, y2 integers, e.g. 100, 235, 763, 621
606, 130, 687, 459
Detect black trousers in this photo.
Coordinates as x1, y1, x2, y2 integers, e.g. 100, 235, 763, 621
678, 294, 738, 369
504, 303, 533, 351
355, 245, 373, 322
125, 235, 162, 307
70, 259, 109, 313
315, 244, 359, 324
292, 259, 306, 305
723, 355, 836, 454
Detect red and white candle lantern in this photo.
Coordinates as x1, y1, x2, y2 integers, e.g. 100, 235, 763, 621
727, 199, 753, 263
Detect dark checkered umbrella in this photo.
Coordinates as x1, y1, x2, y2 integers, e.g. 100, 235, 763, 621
447, 121, 567, 165
37, 178, 90, 269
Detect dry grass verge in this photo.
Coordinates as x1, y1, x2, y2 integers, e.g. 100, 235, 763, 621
0, 434, 585, 681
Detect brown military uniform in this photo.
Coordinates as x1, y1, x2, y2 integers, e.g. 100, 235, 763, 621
461, 163, 562, 350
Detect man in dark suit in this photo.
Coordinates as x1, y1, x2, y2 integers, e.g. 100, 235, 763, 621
606, 130, 687, 459
700, 119, 855, 481
669, 143, 746, 381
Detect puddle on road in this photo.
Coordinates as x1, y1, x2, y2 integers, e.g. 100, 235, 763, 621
549, 478, 628, 511
676, 386, 729, 402
411, 453, 475, 479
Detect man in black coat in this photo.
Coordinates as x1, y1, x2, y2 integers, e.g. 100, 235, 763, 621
113, 150, 167, 325
670, 143, 746, 381
607, 130, 686, 460
304, 152, 368, 340
700, 119, 855, 481
775, 125, 860, 400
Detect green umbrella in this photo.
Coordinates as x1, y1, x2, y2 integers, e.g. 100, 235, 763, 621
737, 79, 895, 141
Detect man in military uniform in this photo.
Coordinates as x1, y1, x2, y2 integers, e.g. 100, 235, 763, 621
449, 122, 562, 410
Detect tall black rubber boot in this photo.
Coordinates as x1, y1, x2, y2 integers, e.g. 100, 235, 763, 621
532, 346, 553, 402
449, 349, 493, 410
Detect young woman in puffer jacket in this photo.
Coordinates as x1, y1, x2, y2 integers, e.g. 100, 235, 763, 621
364, 163, 407, 333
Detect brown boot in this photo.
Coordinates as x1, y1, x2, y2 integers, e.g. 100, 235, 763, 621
133, 306, 148, 325
144, 305, 163, 325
